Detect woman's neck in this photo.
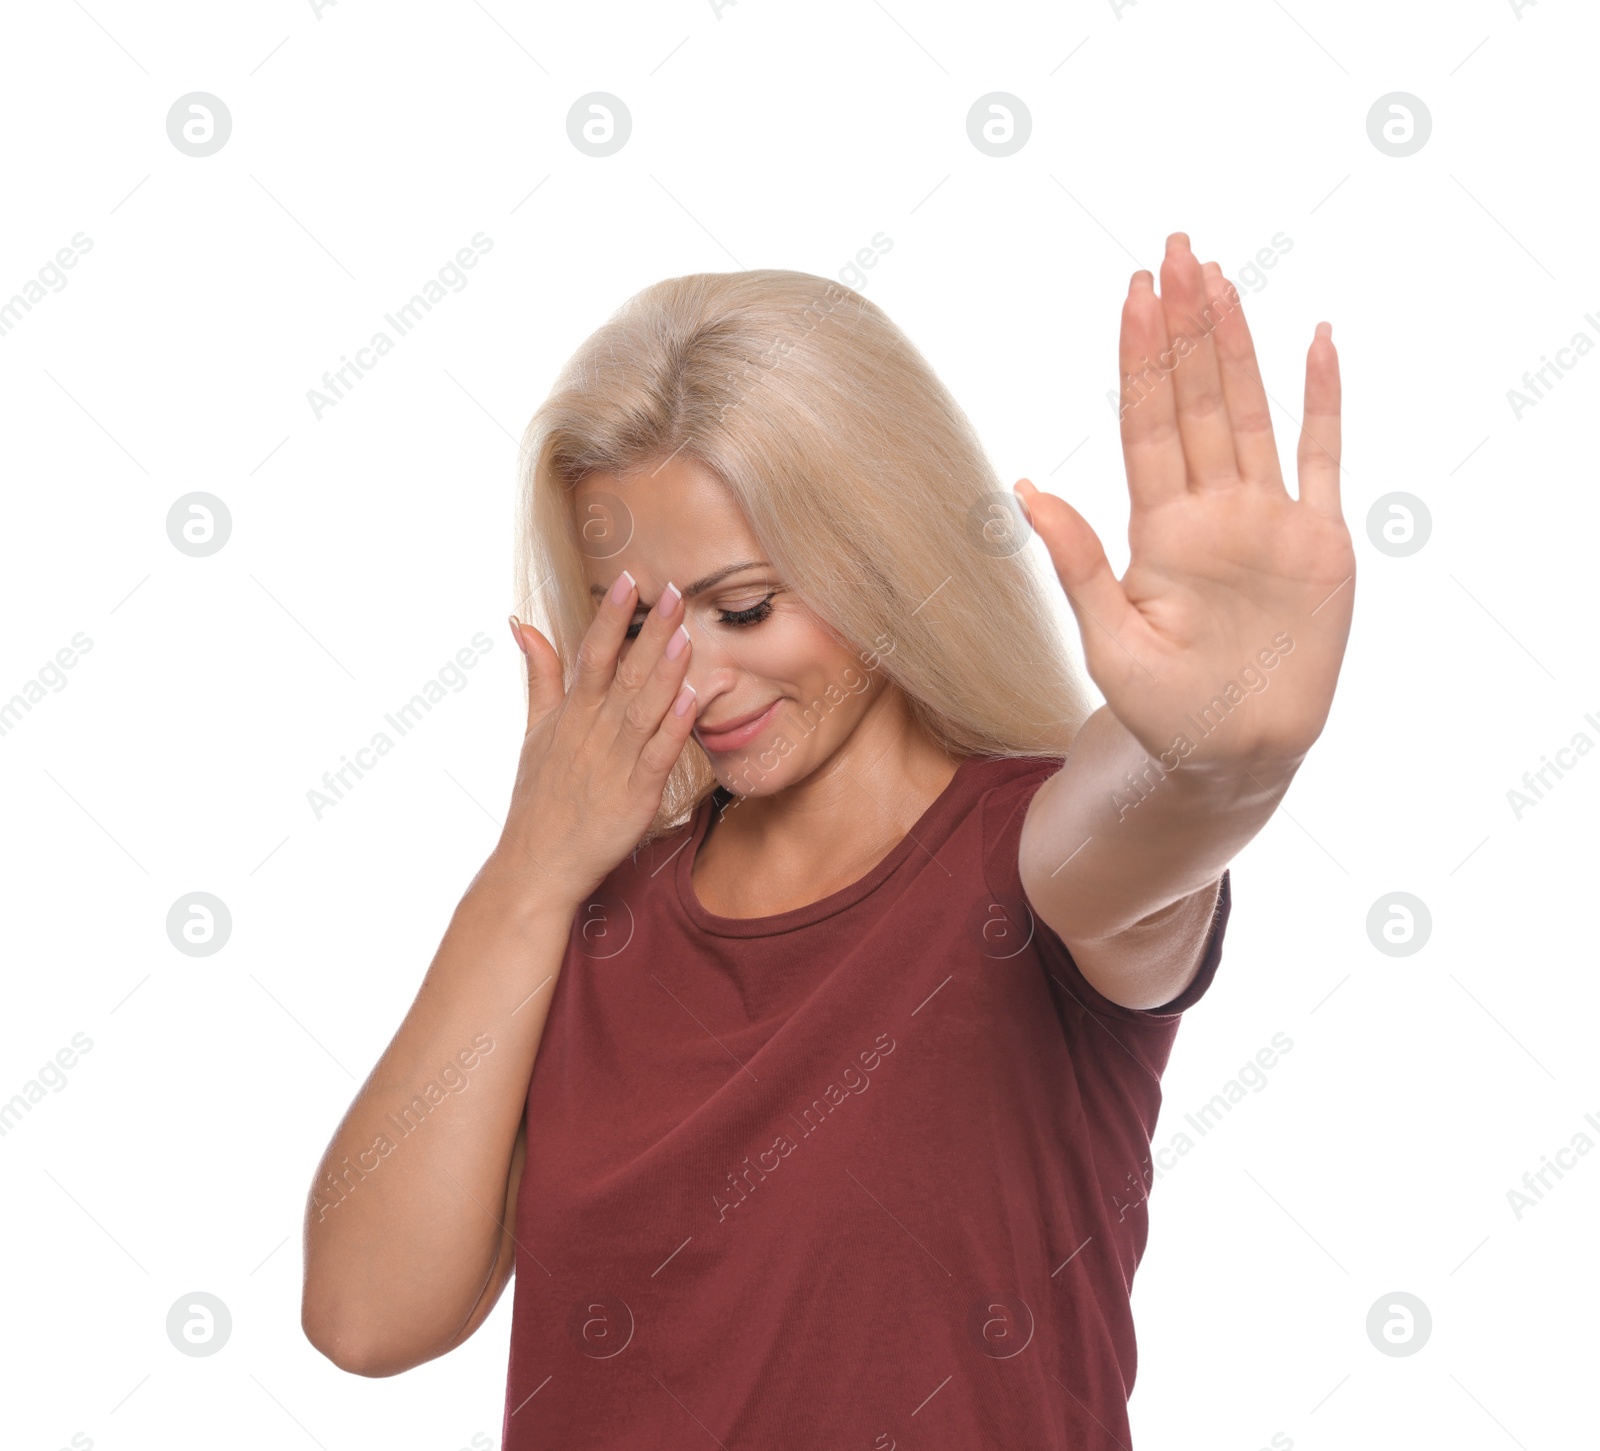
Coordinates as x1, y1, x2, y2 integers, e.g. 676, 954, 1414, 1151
693, 720, 963, 919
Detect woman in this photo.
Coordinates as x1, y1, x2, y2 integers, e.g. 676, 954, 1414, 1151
301, 233, 1352, 1449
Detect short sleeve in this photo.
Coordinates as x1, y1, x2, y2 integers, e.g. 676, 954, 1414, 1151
979, 760, 1231, 1028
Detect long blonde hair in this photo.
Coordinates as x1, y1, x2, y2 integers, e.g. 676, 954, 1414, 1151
513, 269, 1095, 842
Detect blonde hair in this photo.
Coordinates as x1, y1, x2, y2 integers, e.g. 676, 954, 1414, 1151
513, 269, 1095, 842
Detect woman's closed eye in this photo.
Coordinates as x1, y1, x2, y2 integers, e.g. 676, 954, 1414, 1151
626, 593, 775, 640
716, 594, 775, 628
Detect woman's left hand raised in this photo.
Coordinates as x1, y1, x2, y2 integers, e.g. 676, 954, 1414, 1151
1015, 231, 1355, 776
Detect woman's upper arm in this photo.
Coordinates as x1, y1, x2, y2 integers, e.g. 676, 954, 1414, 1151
983, 766, 1231, 1025
1031, 870, 1226, 1013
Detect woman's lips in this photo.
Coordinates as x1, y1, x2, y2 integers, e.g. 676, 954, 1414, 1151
693, 700, 781, 752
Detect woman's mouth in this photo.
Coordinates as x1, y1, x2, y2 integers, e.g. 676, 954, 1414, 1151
693, 700, 782, 752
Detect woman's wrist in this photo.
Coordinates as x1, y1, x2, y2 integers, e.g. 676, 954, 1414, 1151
471, 845, 588, 929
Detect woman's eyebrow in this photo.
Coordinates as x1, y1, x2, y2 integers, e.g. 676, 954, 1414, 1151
588, 560, 771, 603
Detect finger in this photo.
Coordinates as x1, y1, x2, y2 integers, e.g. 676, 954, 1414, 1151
510, 615, 565, 734
1199, 261, 1285, 494
1015, 480, 1144, 678
1119, 268, 1187, 509
611, 601, 695, 757
636, 674, 700, 787
595, 578, 689, 742
568, 567, 637, 708
1157, 232, 1240, 491
1297, 322, 1342, 518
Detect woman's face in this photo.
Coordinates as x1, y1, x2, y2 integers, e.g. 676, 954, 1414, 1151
573, 454, 887, 796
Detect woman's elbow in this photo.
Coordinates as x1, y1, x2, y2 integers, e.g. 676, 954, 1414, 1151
301, 1297, 416, 1378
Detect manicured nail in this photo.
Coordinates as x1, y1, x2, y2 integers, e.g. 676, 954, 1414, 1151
1315, 321, 1333, 340
508, 615, 525, 653
660, 580, 682, 617
673, 681, 697, 717
1167, 231, 1189, 252
666, 624, 690, 660
609, 569, 635, 605
1130, 269, 1153, 290
1011, 485, 1032, 527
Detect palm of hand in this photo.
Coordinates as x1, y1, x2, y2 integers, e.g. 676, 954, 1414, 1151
1016, 232, 1354, 773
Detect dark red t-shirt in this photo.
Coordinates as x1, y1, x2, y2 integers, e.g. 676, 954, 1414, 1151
503, 752, 1231, 1449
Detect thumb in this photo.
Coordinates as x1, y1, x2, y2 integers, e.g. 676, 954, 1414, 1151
1012, 479, 1133, 651
509, 615, 565, 734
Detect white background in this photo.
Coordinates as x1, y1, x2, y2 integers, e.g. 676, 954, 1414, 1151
2, 1, 1595, 1448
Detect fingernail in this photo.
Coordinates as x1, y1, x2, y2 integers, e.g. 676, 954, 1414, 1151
508, 615, 526, 653
666, 624, 690, 660
1011, 486, 1032, 527
661, 580, 682, 616
673, 681, 697, 717
609, 569, 635, 604
1315, 321, 1333, 340
1167, 231, 1189, 252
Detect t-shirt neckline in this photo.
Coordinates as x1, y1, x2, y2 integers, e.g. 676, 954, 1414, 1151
674, 754, 982, 938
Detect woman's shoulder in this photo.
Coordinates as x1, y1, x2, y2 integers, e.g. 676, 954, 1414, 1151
968, 753, 1066, 888
967, 750, 1068, 776
965, 750, 1069, 800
